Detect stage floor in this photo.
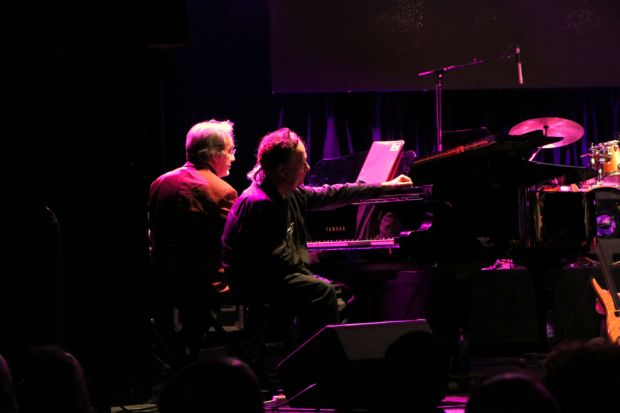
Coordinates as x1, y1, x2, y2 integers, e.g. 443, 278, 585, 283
124, 263, 618, 413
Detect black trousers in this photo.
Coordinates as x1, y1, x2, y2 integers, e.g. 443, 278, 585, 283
228, 272, 341, 380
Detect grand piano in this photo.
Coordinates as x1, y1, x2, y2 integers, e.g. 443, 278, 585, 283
410, 131, 598, 263
305, 130, 597, 267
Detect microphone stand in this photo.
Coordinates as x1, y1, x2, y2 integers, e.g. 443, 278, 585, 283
418, 58, 491, 152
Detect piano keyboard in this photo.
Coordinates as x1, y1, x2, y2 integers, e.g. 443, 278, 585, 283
306, 237, 398, 251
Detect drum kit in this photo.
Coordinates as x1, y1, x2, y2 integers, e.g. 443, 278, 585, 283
510, 117, 620, 249
587, 140, 620, 187
509, 116, 620, 188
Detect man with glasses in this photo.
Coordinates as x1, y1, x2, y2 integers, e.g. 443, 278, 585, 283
148, 119, 238, 363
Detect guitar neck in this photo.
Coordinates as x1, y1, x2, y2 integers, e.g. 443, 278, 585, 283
596, 242, 620, 311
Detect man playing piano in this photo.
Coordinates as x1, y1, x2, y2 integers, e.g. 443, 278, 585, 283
221, 127, 412, 369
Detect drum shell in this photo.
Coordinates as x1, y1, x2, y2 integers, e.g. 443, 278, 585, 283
527, 190, 595, 250
596, 140, 620, 176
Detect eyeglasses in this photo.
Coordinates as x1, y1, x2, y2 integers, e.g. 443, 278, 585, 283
226, 146, 237, 156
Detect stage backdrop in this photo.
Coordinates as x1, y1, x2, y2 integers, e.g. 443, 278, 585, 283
270, 0, 620, 92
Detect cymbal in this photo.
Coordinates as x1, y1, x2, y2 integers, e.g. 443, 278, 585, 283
509, 117, 584, 148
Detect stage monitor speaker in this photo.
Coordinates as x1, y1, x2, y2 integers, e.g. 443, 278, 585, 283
276, 319, 431, 410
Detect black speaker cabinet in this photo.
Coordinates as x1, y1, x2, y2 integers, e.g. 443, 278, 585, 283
467, 268, 541, 355
593, 188, 620, 263
276, 319, 431, 409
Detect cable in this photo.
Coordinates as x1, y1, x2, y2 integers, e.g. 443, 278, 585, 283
44, 205, 63, 344
264, 382, 316, 410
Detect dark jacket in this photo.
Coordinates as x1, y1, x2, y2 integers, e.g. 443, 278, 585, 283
221, 180, 383, 294
148, 162, 238, 304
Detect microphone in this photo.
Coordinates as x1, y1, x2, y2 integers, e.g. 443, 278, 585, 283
515, 45, 524, 85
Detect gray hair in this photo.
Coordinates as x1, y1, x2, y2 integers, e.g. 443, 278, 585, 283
185, 119, 234, 168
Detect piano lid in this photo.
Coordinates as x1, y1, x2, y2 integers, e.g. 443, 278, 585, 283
409, 131, 595, 186
521, 161, 596, 186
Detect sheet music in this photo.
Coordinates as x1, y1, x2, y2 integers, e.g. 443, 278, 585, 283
356, 140, 405, 184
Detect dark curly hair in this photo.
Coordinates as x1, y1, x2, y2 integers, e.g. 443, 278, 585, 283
247, 127, 304, 184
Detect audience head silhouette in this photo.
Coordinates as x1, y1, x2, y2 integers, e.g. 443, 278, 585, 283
543, 337, 620, 413
380, 330, 451, 412
465, 372, 560, 413
158, 355, 264, 413
16, 345, 93, 413
0, 354, 18, 413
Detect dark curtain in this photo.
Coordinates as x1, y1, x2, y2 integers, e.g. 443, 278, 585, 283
270, 88, 620, 170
